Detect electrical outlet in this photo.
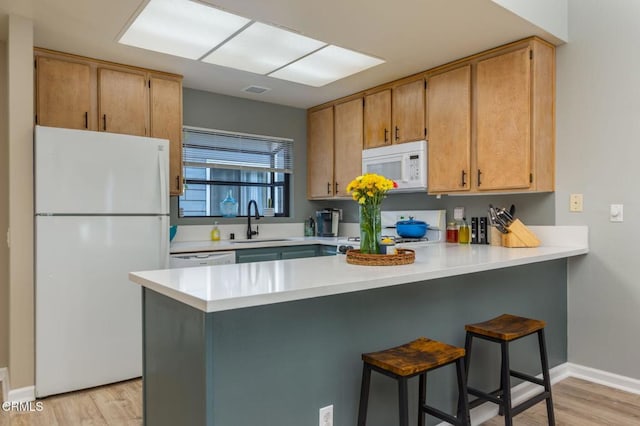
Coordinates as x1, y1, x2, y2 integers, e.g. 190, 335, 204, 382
569, 194, 583, 212
319, 405, 333, 426
453, 207, 465, 221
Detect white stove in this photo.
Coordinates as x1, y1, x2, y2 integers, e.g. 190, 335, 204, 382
337, 209, 446, 252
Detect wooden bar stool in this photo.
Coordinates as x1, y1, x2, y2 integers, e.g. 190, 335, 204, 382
357, 337, 470, 426
464, 314, 555, 426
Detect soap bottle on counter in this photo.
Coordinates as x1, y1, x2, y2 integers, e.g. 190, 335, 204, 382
211, 221, 221, 241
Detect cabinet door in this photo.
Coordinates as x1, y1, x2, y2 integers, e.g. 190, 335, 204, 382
476, 48, 531, 190
334, 98, 363, 197
392, 79, 425, 143
280, 245, 319, 260
363, 90, 391, 148
36, 57, 91, 130
307, 106, 334, 199
98, 68, 147, 136
150, 76, 183, 196
427, 65, 471, 193
235, 249, 280, 264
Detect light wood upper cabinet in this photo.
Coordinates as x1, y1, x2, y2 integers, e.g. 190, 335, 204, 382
334, 98, 363, 196
34, 48, 184, 195
150, 76, 183, 196
364, 90, 391, 148
307, 106, 335, 199
36, 56, 91, 130
392, 79, 425, 143
476, 47, 531, 191
307, 36, 554, 196
427, 65, 471, 193
98, 68, 147, 136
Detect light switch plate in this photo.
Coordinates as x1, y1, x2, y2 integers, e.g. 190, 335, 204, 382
610, 204, 623, 222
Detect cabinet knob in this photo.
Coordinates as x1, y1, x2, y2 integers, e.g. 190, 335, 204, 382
395, 126, 399, 142
477, 169, 482, 186
176, 175, 180, 190
84, 112, 88, 129
384, 128, 389, 143
335, 182, 338, 194
327, 182, 331, 195
461, 170, 467, 187
103, 114, 107, 131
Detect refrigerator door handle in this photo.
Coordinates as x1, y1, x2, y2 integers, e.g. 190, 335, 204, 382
158, 147, 168, 214
159, 216, 169, 269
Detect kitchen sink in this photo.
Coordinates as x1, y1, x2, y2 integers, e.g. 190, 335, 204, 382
231, 238, 294, 244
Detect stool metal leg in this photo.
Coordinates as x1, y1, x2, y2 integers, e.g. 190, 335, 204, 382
357, 364, 372, 426
418, 373, 426, 426
500, 342, 513, 426
455, 358, 471, 426
398, 376, 409, 426
538, 330, 556, 426
464, 332, 473, 383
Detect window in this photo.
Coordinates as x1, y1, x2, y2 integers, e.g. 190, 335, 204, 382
178, 127, 293, 217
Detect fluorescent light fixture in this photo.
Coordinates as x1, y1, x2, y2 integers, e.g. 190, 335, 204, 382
119, 0, 250, 60
119, 0, 385, 86
202, 22, 326, 74
269, 45, 385, 87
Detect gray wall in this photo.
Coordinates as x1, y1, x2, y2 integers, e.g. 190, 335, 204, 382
173, 88, 317, 225
0, 39, 9, 370
556, 0, 640, 378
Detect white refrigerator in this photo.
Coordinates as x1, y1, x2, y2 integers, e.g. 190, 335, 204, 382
34, 125, 170, 397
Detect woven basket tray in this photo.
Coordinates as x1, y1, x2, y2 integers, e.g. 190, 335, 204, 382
346, 249, 415, 266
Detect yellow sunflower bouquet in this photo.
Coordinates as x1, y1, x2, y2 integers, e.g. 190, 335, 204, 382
346, 174, 397, 254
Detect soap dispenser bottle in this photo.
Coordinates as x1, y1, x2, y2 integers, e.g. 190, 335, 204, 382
211, 221, 221, 241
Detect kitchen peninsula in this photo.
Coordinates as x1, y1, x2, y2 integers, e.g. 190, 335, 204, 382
130, 227, 587, 426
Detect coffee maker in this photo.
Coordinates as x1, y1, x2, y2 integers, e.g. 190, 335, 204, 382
315, 208, 340, 237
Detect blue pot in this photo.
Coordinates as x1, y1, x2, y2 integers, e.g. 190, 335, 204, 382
396, 219, 428, 238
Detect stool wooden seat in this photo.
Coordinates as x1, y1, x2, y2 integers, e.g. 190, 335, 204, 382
464, 314, 555, 426
358, 337, 470, 426
464, 314, 546, 341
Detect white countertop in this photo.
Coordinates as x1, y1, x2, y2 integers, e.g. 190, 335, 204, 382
131, 226, 588, 313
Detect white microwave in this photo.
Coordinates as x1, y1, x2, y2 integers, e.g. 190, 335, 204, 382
362, 140, 427, 192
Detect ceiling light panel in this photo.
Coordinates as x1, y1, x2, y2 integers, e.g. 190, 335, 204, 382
269, 45, 385, 87
119, 0, 250, 60
202, 22, 326, 74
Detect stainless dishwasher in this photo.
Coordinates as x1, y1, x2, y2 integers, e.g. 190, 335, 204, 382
169, 251, 236, 268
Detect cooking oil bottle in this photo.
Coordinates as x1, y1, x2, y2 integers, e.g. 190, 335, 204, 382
458, 218, 470, 244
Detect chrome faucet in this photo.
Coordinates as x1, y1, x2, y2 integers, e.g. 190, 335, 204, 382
247, 200, 260, 239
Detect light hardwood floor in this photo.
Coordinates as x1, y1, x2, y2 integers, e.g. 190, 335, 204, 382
1, 377, 639, 425
0, 380, 142, 426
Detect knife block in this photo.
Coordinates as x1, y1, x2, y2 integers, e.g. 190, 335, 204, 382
501, 219, 540, 248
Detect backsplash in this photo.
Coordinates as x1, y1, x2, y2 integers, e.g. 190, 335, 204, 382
171, 222, 360, 243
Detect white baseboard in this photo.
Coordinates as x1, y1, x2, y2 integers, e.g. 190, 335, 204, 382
0, 367, 8, 402
7, 385, 35, 403
566, 362, 640, 396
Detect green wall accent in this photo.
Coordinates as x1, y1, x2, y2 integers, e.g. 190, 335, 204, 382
144, 259, 567, 426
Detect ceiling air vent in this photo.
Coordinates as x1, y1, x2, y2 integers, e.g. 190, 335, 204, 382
242, 85, 271, 94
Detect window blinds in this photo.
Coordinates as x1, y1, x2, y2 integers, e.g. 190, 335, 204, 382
183, 126, 294, 174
